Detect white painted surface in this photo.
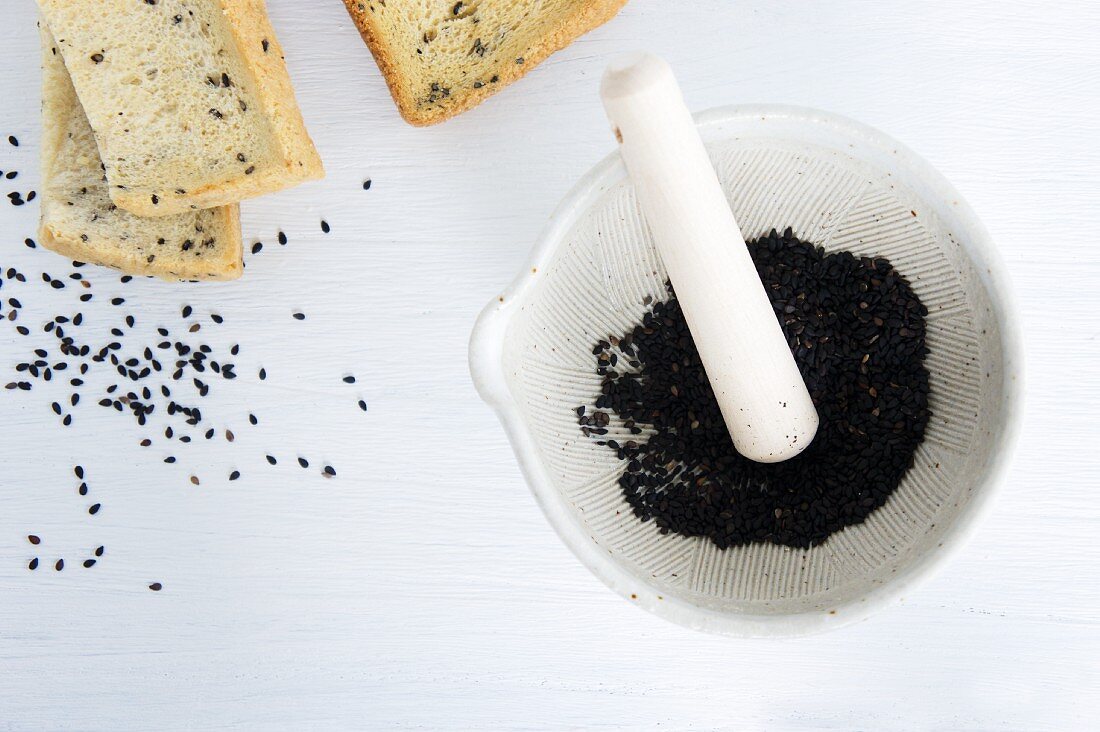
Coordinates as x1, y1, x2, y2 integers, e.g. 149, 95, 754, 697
0, 0, 1095, 729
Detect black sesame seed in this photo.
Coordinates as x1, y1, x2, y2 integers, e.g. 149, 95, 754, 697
320, 220, 330, 233
55, 559, 64, 571
292, 312, 305, 320
88, 503, 101, 515
229, 470, 240, 481
266, 455, 277, 465
342, 375, 356, 384
323, 465, 336, 477
95, 546, 104, 557
277, 231, 287, 245
83, 559, 96, 568
28, 535, 40, 545
251, 241, 263, 254
28, 558, 38, 570
149, 582, 162, 591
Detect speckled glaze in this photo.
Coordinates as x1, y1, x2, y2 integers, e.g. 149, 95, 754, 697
470, 105, 1023, 636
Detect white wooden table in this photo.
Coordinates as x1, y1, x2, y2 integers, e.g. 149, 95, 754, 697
1, 1, 1097, 729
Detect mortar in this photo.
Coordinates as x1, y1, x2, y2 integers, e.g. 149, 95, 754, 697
469, 105, 1023, 636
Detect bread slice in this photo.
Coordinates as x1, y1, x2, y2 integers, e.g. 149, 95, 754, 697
39, 25, 243, 281
36, 0, 323, 217
343, 0, 628, 126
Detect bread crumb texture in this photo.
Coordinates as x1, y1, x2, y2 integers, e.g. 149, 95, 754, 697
37, 0, 323, 216
39, 25, 242, 281
343, 0, 628, 125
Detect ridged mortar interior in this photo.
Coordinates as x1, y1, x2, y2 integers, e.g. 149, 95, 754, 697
502, 125, 1003, 614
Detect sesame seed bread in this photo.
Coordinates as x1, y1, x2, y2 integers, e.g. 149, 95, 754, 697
343, 0, 628, 126
36, 0, 324, 217
40, 25, 243, 281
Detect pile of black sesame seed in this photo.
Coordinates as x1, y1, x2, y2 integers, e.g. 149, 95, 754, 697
578, 228, 931, 549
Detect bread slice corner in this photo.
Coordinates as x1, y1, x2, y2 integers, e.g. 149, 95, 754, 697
344, 0, 628, 126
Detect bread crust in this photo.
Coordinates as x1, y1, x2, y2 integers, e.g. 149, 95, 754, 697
38, 207, 244, 282
342, 0, 628, 126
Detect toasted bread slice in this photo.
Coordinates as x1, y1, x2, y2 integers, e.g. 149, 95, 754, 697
343, 0, 628, 125
36, 0, 323, 217
40, 25, 242, 281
